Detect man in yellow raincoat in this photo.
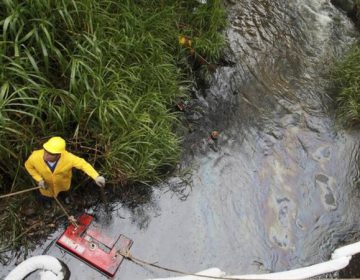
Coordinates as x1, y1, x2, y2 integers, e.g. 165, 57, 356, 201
25, 136, 106, 208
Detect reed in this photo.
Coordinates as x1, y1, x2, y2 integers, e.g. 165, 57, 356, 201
0, 0, 225, 186
333, 41, 360, 127
0, 0, 226, 253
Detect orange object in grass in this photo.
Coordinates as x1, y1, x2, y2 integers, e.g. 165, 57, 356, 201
179, 36, 192, 47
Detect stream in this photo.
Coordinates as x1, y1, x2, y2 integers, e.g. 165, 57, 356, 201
2, 0, 360, 279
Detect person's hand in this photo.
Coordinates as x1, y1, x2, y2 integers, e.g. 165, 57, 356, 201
38, 180, 47, 189
95, 176, 106, 188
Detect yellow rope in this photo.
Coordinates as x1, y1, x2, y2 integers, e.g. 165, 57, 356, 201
0, 186, 41, 199
118, 250, 244, 280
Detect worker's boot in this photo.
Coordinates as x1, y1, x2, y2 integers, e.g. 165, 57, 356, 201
59, 192, 73, 205
64, 195, 71, 205
44, 200, 52, 210
38, 195, 53, 210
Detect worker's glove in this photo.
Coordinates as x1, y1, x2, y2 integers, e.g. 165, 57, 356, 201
38, 180, 47, 190
95, 176, 106, 188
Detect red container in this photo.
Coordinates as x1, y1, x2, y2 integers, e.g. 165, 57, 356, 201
56, 213, 133, 277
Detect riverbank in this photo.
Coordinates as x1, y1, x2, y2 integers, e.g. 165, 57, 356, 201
3, 1, 360, 279
0, 0, 226, 257
331, 0, 360, 127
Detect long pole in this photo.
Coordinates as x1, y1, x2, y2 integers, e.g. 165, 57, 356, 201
53, 195, 79, 228
0, 185, 79, 228
0, 186, 41, 199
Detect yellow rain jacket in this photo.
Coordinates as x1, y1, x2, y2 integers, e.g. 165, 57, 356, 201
25, 149, 99, 197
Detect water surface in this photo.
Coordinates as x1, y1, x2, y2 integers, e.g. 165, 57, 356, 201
2, 1, 360, 279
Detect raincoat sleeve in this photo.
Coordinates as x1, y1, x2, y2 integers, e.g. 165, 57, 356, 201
70, 153, 99, 180
25, 153, 43, 182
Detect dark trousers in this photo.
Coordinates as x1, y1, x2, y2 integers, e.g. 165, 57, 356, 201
37, 191, 70, 204
37, 193, 52, 203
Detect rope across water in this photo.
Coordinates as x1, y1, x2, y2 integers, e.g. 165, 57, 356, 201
118, 250, 243, 280
118, 241, 360, 280
2, 186, 359, 279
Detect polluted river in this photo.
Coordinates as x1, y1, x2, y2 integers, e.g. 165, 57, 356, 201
2, 0, 360, 279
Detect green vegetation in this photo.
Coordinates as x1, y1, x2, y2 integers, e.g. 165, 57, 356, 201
352, 0, 360, 28
0, 0, 226, 254
332, 42, 360, 127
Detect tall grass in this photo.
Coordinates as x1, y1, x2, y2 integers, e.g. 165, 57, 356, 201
332, 42, 360, 127
0, 0, 226, 252
0, 0, 225, 187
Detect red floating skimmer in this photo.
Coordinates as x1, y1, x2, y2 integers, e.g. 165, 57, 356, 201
56, 213, 133, 277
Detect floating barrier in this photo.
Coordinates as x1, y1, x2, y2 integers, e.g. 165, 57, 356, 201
6, 237, 360, 280
149, 241, 360, 280
5, 255, 69, 280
